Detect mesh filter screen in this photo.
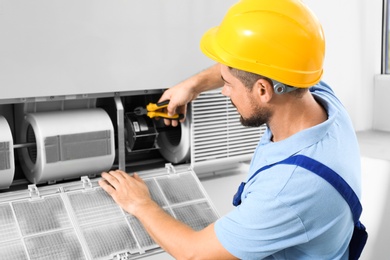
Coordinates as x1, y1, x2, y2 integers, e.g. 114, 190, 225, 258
67, 188, 123, 225
12, 195, 72, 236
0, 240, 28, 260
124, 208, 175, 251
0, 204, 20, 242
24, 229, 86, 260
0, 167, 219, 259
173, 202, 219, 231
127, 216, 158, 250
144, 178, 167, 207
82, 219, 138, 259
156, 172, 205, 204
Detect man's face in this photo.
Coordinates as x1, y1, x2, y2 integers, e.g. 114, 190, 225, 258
220, 65, 271, 127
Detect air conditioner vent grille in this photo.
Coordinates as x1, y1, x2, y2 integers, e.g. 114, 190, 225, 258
191, 89, 266, 169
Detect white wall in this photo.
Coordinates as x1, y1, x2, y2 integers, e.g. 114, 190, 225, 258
1, 0, 383, 132
0, 0, 236, 99
358, 156, 390, 260
374, 75, 390, 130
305, 0, 383, 131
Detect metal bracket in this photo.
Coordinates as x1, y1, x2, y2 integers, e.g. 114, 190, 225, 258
28, 184, 41, 199
115, 95, 126, 171
165, 163, 177, 175
81, 176, 93, 190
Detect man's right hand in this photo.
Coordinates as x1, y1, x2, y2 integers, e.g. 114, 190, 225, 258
158, 81, 199, 127
158, 64, 223, 127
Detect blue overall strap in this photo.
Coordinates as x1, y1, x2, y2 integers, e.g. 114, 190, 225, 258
281, 155, 362, 224
233, 154, 362, 224
233, 159, 292, 206
232, 154, 367, 259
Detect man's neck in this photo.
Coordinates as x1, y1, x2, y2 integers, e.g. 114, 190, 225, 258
268, 93, 327, 142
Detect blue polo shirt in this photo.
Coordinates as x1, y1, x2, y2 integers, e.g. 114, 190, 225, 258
214, 81, 361, 259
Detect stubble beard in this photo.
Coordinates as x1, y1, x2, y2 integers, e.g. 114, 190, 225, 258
231, 99, 271, 127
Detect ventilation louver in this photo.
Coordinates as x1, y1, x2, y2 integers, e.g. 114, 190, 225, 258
191, 88, 266, 173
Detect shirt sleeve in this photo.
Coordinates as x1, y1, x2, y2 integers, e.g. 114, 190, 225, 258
214, 191, 309, 259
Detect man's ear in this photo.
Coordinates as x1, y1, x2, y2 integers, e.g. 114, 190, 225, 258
255, 78, 273, 103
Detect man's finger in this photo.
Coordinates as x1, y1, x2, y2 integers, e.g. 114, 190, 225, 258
101, 171, 121, 186
98, 178, 116, 195
171, 119, 179, 127
132, 173, 144, 183
163, 118, 172, 126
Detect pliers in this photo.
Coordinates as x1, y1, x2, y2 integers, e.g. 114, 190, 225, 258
134, 100, 184, 120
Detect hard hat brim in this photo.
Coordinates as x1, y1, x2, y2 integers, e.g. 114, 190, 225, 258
200, 27, 225, 65
200, 26, 323, 88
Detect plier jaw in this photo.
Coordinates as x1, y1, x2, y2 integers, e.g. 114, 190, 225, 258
133, 107, 147, 116
134, 100, 184, 120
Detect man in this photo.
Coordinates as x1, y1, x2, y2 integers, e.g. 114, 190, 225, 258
99, 0, 362, 259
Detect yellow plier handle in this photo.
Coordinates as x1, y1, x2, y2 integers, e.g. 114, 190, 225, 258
146, 101, 184, 120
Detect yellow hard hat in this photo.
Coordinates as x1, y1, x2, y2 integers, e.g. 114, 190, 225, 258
200, 0, 325, 88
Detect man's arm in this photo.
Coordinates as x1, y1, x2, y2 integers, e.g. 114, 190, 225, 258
159, 63, 223, 126
99, 170, 237, 260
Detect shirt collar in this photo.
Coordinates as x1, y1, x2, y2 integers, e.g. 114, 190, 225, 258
256, 94, 337, 166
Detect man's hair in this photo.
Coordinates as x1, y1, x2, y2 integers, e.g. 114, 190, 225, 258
228, 67, 307, 97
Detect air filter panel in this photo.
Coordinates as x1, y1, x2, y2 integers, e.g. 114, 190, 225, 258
0, 165, 218, 259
